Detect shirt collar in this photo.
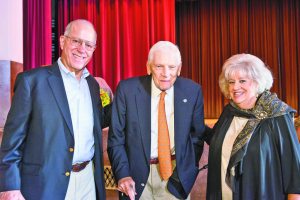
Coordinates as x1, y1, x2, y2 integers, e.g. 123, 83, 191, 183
57, 58, 90, 79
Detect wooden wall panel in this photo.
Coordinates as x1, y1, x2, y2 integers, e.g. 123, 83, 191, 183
10, 61, 23, 98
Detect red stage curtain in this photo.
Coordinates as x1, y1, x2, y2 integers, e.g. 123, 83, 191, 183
176, 0, 300, 118
57, 0, 176, 91
22, 0, 299, 118
23, 0, 52, 70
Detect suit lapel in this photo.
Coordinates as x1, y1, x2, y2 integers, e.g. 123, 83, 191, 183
86, 76, 101, 133
47, 63, 74, 136
136, 76, 152, 162
174, 78, 188, 160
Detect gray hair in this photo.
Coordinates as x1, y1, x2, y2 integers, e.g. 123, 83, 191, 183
64, 19, 97, 38
219, 53, 273, 98
147, 41, 182, 66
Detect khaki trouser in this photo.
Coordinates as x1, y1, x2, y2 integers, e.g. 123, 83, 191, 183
140, 160, 190, 200
65, 161, 96, 200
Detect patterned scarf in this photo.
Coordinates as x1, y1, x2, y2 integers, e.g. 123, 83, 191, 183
225, 90, 292, 191
295, 117, 300, 128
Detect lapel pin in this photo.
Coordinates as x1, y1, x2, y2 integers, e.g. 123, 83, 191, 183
183, 99, 187, 103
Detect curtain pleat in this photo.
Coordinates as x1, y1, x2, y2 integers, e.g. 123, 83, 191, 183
56, 0, 176, 91
176, 0, 300, 118
23, 0, 52, 70
23, 0, 299, 118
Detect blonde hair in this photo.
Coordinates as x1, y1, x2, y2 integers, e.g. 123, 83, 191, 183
219, 54, 273, 98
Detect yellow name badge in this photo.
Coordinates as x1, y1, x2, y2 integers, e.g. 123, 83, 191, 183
100, 88, 111, 107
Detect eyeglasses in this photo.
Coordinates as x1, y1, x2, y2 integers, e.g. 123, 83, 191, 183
64, 35, 96, 51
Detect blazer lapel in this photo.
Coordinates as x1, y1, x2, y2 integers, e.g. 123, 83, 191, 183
86, 76, 101, 132
173, 78, 188, 160
47, 63, 74, 136
136, 76, 152, 162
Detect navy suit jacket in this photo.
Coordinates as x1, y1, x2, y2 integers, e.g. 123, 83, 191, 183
0, 63, 108, 200
108, 75, 205, 199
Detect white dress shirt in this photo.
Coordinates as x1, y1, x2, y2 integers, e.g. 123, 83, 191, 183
150, 79, 175, 158
58, 58, 94, 164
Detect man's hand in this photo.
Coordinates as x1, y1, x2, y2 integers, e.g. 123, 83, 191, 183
0, 190, 25, 200
117, 177, 136, 200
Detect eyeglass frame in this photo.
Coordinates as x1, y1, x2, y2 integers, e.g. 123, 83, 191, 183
64, 35, 97, 51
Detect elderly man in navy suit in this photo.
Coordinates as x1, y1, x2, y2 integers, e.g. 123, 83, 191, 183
0, 19, 110, 200
108, 41, 207, 199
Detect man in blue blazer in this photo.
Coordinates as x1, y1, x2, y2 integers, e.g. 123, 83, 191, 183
108, 41, 206, 199
0, 19, 109, 200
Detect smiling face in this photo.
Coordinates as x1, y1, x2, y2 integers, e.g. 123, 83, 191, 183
147, 49, 181, 91
228, 70, 258, 109
59, 21, 96, 78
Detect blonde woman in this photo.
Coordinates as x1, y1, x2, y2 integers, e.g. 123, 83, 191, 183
207, 54, 300, 200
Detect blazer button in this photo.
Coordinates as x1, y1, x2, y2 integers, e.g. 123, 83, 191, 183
69, 148, 74, 152
141, 183, 145, 187
65, 172, 70, 176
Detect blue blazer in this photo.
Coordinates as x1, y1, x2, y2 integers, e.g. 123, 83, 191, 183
108, 75, 205, 199
0, 63, 107, 200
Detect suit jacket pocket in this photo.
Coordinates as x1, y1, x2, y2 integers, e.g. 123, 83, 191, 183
167, 167, 187, 199
21, 163, 41, 176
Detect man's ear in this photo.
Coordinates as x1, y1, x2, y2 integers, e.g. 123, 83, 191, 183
59, 36, 65, 50
146, 64, 151, 75
177, 63, 182, 76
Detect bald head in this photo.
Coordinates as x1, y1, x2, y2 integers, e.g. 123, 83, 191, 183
64, 19, 97, 42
